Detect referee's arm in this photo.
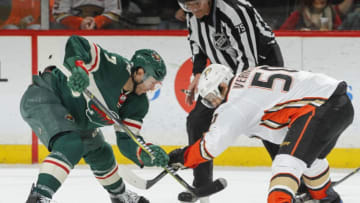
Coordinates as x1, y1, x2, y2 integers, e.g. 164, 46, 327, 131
191, 49, 207, 75
185, 39, 207, 105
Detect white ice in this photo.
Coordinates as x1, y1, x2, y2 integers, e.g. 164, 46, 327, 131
1, 165, 359, 203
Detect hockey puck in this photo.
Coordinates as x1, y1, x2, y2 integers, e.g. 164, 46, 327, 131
178, 191, 197, 202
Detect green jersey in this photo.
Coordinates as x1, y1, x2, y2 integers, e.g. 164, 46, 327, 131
50, 35, 149, 165
51, 35, 149, 134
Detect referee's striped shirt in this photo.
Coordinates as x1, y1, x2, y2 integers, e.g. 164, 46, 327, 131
186, 0, 277, 74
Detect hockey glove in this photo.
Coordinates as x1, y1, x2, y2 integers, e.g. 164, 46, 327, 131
67, 60, 89, 95
137, 144, 169, 167
168, 147, 188, 170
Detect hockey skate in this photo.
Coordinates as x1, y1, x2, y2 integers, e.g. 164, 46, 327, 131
110, 190, 149, 203
318, 186, 342, 203
178, 191, 209, 203
25, 184, 52, 203
297, 186, 342, 203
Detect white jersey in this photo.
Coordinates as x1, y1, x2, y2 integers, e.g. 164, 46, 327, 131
53, 0, 122, 21
204, 66, 341, 157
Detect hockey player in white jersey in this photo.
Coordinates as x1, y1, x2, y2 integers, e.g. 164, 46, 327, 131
169, 64, 354, 203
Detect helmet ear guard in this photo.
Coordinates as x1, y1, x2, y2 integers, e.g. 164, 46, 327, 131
198, 64, 234, 108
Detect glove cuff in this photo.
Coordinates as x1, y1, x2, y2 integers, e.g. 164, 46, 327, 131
75, 60, 89, 75
136, 143, 152, 168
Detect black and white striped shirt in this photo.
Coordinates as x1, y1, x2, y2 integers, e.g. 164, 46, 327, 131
186, 0, 277, 74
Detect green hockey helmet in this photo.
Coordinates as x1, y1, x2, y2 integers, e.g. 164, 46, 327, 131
131, 49, 167, 82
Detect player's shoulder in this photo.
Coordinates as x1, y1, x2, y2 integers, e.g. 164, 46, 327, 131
115, 54, 130, 64
116, 55, 132, 74
68, 35, 87, 43
100, 49, 132, 72
110, 52, 129, 64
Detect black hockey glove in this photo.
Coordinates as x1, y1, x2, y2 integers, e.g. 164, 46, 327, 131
168, 147, 188, 170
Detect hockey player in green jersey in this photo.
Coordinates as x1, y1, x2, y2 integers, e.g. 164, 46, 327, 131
21, 35, 168, 203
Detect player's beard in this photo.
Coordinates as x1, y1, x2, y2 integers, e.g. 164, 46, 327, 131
132, 75, 148, 95
135, 83, 147, 95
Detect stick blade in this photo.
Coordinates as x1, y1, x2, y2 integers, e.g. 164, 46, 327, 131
117, 165, 147, 190
145, 170, 168, 189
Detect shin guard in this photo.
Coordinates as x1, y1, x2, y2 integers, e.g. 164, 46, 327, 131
85, 142, 125, 195
268, 154, 306, 203
35, 132, 83, 198
303, 159, 331, 200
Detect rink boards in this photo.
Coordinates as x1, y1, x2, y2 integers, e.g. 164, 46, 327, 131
0, 30, 359, 167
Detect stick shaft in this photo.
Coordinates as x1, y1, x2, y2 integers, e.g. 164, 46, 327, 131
57, 64, 198, 195
332, 167, 360, 187
83, 88, 200, 194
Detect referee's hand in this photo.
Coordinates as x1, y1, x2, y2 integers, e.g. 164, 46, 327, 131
185, 73, 201, 106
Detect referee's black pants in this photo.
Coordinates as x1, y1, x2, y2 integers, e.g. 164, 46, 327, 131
186, 97, 215, 188
186, 42, 284, 188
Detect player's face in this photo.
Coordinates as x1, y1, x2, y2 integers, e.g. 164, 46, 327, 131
133, 68, 161, 95
201, 83, 228, 108
185, 0, 211, 18
202, 93, 223, 108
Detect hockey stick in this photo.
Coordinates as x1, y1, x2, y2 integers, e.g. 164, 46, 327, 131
47, 55, 169, 190
117, 166, 169, 189
331, 167, 360, 187
55, 62, 227, 197
295, 167, 360, 202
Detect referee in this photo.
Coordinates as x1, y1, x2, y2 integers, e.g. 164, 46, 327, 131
177, 0, 284, 202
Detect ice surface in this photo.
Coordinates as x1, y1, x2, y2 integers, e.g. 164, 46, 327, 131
0, 165, 359, 203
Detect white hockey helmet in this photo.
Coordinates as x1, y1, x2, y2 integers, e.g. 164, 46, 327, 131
198, 64, 234, 108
